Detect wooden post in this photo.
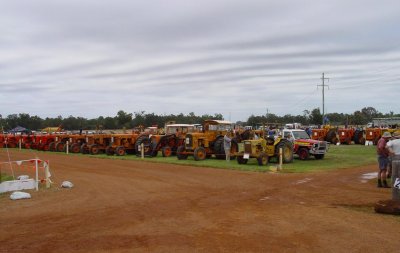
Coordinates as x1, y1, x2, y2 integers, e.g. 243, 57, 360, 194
19, 139, 22, 150
278, 148, 283, 171
66, 141, 69, 154
141, 143, 144, 159
392, 156, 400, 200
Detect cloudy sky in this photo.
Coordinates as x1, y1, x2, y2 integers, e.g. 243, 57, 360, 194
1, 0, 399, 122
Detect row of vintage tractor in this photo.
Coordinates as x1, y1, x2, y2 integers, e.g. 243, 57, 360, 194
0, 120, 332, 166
0, 124, 197, 157
310, 125, 399, 145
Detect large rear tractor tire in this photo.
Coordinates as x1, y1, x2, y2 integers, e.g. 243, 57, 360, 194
80, 144, 89, 154
176, 145, 188, 160
90, 144, 100, 155
49, 142, 56, 151
105, 146, 114, 156
213, 137, 225, 160
135, 136, 153, 157
70, 143, 81, 153
276, 140, 294, 163
56, 142, 65, 152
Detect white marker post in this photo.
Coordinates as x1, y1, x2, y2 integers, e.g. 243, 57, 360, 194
66, 141, 69, 154
278, 148, 283, 171
141, 143, 144, 159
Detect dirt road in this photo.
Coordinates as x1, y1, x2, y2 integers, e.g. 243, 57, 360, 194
1, 150, 399, 252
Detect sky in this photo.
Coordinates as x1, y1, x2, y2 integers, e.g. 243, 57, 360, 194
0, 0, 399, 122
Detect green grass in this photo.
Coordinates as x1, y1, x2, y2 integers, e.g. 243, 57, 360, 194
11, 144, 377, 173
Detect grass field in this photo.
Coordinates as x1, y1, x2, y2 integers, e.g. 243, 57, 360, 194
93, 144, 377, 173
5, 144, 377, 173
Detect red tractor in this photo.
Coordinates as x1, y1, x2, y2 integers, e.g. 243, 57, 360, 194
338, 128, 365, 145
365, 128, 387, 145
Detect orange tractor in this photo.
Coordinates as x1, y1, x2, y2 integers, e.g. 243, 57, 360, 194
311, 126, 338, 144
337, 128, 365, 145
365, 128, 387, 145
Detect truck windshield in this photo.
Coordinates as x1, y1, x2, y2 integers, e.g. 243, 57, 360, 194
292, 131, 310, 139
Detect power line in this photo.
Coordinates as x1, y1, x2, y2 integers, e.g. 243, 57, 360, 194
317, 73, 329, 125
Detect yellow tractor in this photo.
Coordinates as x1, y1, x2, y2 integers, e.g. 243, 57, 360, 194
177, 120, 235, 161
235, 136, 293, 166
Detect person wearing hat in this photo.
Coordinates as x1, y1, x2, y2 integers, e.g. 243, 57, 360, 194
386, 132, 400, 178
376, 131, 392, 188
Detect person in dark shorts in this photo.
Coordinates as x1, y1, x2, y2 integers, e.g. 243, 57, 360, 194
377, 132, 392, 188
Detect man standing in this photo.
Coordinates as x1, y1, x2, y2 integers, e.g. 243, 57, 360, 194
224, 131, 232, 162
387, 132, 400, 199
377, 132, 392, 188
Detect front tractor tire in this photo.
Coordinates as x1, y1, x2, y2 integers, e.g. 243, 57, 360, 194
237, 156, 248, 164
115, 146, 126, 156
257, 152, 269, 166
162, 146, 172, 157
194, 147, 207, 161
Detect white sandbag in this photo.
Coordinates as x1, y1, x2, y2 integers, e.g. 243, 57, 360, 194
61, 181, 74, 188
10, 191, 31, 200
17, 175, 30, 180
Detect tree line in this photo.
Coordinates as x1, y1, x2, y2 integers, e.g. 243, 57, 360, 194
0, 107, 398, 131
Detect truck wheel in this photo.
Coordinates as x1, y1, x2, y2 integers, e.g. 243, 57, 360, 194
298, 148, 310, 160
257, 153, 269, 166
314, 154, 324, 160
177, 145, 188, 160
162, 146, 172, 157
237, 156, 248, 164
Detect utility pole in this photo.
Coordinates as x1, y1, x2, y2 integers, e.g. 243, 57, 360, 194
317, 73, 329, 125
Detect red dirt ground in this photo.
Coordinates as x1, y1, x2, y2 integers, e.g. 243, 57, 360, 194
1, 150, 399, 253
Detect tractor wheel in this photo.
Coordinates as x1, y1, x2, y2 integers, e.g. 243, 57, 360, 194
314, 154, 324, 160
24, 142, 32, 149
257, 152, 269, 166
359, 137, 366, 145
49, 142, 56, 151
90, 144, 100, 155
105, 146, 114, 156
162, 146, 172, 157
326, 129, 338, 144
237, 156, 248, 164
56, 142, 65, 152
80, 144, 89, 154
135, 136, 153, 157
276, 140, 294, 163
213, 137, 225, 160
194, 147, 207, 161
298, 148, 310, 160
43, 144, 50, 151
373, 137, 379, 145
115, 146, 125, 156
176, 145, 188, 160
70, 143, 81, 153
229, 141, 238, 160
